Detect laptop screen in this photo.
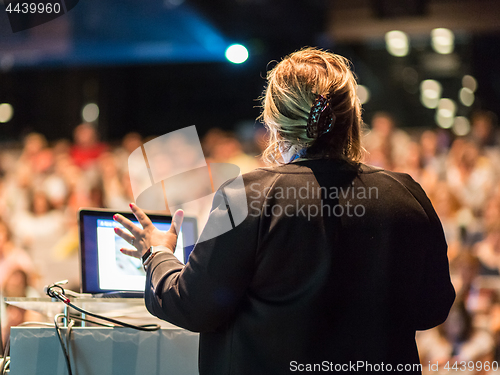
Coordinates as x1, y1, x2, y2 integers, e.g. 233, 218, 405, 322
79, 209, 198, 294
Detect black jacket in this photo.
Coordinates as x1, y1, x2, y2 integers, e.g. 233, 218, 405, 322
145, 160, 455, 374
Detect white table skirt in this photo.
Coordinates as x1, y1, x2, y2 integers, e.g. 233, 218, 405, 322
9, 327, 199, 375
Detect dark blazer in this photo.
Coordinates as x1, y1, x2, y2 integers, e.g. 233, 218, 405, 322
145, 159, 455, 374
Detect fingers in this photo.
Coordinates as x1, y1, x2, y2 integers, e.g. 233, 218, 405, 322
130, 203, 153, 229
119, 248, 141, 259
170, 209, 184, 235
113, 214, 141, 236
114, 227, 135, 247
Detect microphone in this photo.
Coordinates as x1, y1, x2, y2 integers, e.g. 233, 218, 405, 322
45, 280, 71, 304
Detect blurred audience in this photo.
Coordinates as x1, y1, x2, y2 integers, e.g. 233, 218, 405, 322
418, 299, 495, 372
0, 112, 500, 371
363, 111, 411, 170
203, 128, 261, 174
70, 123, 108, 169
0, 218, 34, 288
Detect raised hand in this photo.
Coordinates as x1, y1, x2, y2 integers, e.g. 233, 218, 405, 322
113, 203, 184, 259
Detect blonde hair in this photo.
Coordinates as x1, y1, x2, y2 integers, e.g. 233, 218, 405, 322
259, 47, 364, 165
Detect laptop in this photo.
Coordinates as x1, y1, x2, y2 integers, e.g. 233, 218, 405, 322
78, 208, 198, 297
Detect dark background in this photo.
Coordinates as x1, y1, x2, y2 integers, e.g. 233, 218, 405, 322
0, 0, 499, 142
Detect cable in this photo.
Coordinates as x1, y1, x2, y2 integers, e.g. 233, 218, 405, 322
68, 314, 114, 328
54, 314, 73, 375
23, 282, 162, 375
45, 283, 161, 332
0, 337, 10, 375
0, 359, 9, 375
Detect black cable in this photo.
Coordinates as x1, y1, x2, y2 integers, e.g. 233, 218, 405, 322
65, 319, 75, 368
66, 303, 160, 331
68, 314, 114, 328
45, 282, 160, 375
54, 314, 73, 375
46, 284, 160, 332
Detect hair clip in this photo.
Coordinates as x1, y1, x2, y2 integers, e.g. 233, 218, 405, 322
306, 95, 336, 139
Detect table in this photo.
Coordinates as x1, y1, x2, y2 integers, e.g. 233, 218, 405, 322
9, 327, 199, 375
4, 297, 199, 375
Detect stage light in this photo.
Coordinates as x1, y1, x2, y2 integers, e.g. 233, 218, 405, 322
435, 113, 453, 129
435, 98, 456, 128
420, 79, 442, 109
385, 31, 409, 57
82, 103, 99, 122
437, 98, 456, 118
462, 75, 477, 92
431, 28, 454, 54
452, 116, 471, 136
225, 44, 249, 64
459, 88, 474, 107
0, 103, 13, 123
357, 85, 370, 104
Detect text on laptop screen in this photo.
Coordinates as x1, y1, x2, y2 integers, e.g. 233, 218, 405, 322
97, 219, 183, 291
79, 210, 197, 294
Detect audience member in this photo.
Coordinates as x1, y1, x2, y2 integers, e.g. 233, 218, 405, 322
363, 111, 411, 170
70, 123, 108, 169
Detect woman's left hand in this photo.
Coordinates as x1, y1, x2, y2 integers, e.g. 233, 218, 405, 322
113, 203, 184, 259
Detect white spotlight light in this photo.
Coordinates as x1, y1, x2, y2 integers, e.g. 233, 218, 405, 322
0, 103, 14, 123
357, 85, 370, 104
462, 75, 477, 92
431, 28, 454, 54
435, 98, 456, 128
420, 80, 442, 109
385, 31, 409, 57
225, 44, 249, 64
435, 113, 454, 129
437, 98, 456, 117
82, 103, 99, 122
452, 116, 471, 136
459, 88, 475, 107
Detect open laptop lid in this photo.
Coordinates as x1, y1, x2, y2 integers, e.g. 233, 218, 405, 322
78, 208, 198, 295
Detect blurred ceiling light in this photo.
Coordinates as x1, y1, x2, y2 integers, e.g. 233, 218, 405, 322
459, 87, 475, 107
437, 98, 456, 118
385, 30, 409, 57
431, 28, 454, 54
357, 85, 370, 104
420, 79, 442, 108
435, 98, 456, 128
82, 103, 99, 122
435, 113, 454, 129
462, 75, 477, 92
0, 103, 13, 123
225, 44, 249, 64
452, 116, 471, 136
